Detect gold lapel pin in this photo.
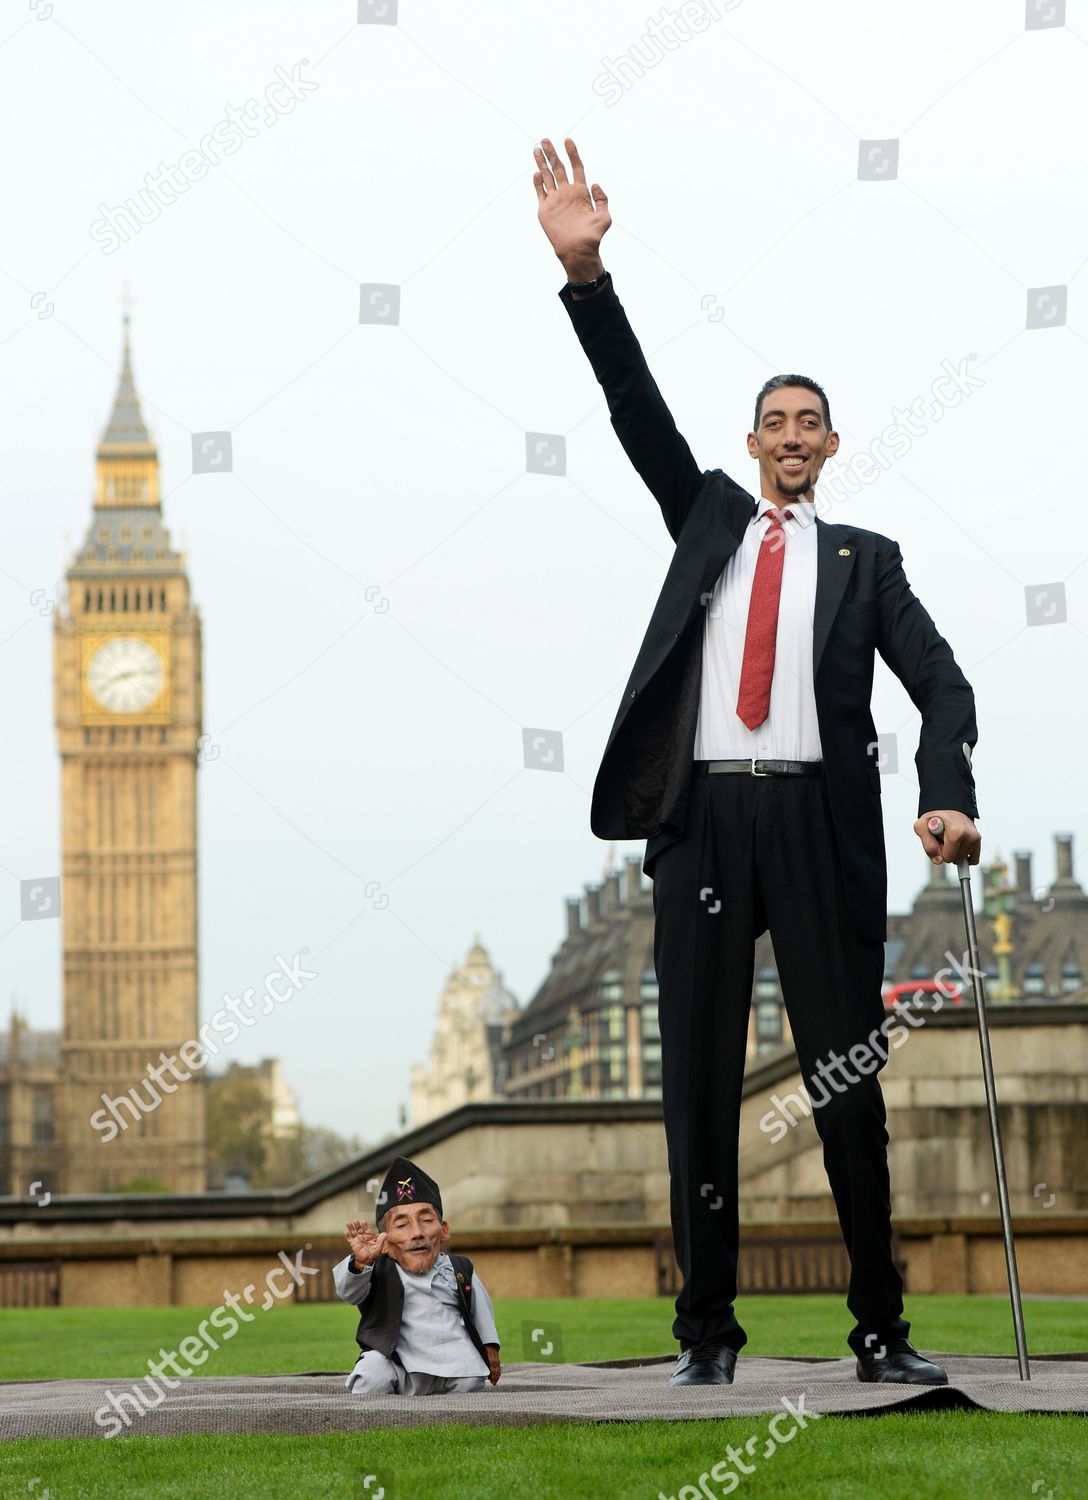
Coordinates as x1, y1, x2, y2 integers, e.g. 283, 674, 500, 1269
838, 547, 851, 556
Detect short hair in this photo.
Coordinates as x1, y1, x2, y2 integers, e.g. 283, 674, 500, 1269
753, 374, 832, 434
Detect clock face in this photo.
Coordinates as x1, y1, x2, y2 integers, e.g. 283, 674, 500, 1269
87, 636, 164, 714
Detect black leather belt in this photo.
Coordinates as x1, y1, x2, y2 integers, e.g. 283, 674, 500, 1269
695, 758, 824, 777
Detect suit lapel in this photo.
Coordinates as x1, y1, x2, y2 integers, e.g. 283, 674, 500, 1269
813, 516, 857, 677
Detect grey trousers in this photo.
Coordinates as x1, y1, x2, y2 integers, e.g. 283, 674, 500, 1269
345, 1348, 488, 1396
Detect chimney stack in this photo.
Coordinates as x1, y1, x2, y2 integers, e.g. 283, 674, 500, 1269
600, 870, 622, 917
624, 852, 643, 902
914, 856, 959, 906
584, 884, 602, 924
1046, 832, 1087, 907
1013, 849, 1033, 900
565, 896, 582, 938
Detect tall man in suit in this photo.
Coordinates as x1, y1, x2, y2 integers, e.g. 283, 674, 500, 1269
532, 137, 981, 1387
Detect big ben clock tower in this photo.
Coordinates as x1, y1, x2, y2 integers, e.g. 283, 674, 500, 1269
54, 313, 206, 1193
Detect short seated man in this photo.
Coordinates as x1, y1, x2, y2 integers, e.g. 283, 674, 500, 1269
332, 1154, 501, 1396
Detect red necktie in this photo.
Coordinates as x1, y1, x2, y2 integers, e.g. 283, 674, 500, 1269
736, 508, 793, 730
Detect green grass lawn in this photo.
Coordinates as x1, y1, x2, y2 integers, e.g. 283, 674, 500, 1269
1, 1293, 1085, 1381
2, 1297, 1085, 1499
1, 1415, 1085, 1500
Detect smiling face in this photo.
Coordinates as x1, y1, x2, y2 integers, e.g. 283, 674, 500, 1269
748, 385, 839, 504
379, 1200, 450, 1275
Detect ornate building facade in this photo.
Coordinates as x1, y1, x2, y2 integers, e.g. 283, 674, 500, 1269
51, 316, 206, 1192
409, 939, 520, 1126
499, 837, 1088, 1104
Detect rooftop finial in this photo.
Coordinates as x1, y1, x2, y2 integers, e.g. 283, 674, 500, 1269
98, 284, 153, 452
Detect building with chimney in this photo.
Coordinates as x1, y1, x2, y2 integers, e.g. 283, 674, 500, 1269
499, 835, 1088, 1102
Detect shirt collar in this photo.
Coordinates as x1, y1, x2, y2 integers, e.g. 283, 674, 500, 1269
756, 494, 815, 529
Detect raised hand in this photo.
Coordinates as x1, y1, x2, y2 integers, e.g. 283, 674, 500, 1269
344, 1217, 388, 1268
533, 136, 611, 281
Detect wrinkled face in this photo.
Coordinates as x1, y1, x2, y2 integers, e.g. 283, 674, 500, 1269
747, 386, 839, 503
380, 1201, 450, 1274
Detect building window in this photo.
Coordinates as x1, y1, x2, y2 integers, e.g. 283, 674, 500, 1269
642, 1041, 662, 1090
910, 963, 930, 980
32, 1087, 54, 1145
1022, 962, 1046, 996
602, 1042, 626, 1088
756, 1000, 783, 1047
640, 969, 658, 1002
1060, 963, 1082, 994
0, 1088, 9, 1146
755, 966, 779, 1001
640, 1002, 659, 1040
598, 969, 624, 1003
883, 938, 905, 980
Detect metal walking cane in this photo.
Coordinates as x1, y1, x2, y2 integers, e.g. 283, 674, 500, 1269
928, 813, 1031, 1380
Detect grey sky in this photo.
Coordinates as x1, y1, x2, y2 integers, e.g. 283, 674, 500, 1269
2, 0, 1085, 1143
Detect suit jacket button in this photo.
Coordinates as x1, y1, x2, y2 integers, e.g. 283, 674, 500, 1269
629, 689, 637, 699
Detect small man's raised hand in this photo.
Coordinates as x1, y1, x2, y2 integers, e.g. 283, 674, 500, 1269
344, 1217, 388, 1269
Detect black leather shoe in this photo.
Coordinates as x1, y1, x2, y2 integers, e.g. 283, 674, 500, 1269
855, 1337, 948, 1385
669, 1340, 738, 1386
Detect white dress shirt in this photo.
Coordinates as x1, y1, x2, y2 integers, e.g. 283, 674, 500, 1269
332, 1250, 497, 1377
693, 495, 823, 761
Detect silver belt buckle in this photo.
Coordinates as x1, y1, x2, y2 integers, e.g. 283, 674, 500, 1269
750, 757, 769, 776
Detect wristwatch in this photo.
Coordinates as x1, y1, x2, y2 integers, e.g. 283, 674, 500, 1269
567, 271, 609, 293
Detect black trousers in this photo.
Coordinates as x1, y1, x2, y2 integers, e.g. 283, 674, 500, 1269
649, 764, 910, 1357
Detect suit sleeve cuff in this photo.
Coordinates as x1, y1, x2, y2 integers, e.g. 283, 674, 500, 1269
557, 272, 618, 326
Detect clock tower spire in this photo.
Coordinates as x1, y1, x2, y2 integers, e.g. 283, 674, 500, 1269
95, 304, 159, 508
53, 304, 206, 1193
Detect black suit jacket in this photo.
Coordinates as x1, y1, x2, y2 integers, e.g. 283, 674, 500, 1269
558, 275, 978, 944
